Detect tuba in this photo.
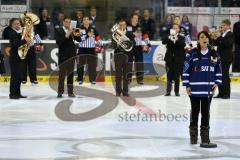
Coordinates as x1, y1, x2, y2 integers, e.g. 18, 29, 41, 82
18, 12, 40, 59
111, 24, 133, 52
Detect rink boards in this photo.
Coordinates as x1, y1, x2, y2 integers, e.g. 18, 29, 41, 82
1, 40, 240, 83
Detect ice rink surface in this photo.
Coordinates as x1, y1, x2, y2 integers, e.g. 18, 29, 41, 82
0, 82, 240, 160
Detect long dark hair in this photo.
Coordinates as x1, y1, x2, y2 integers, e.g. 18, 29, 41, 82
196, 31, 217, 59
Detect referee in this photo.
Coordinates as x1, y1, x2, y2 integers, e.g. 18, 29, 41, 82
77, 15, 102, 85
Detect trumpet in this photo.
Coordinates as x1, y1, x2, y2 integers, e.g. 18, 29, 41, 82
72, 28, 81, 37
209, 27, 222, 40
111, 24, 133, 52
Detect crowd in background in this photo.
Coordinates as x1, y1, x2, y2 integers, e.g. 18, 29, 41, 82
0, 6, 239, 41
1, 7, 240, 72
168, 0, 240, 7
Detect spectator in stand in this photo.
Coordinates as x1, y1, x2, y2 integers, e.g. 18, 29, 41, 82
230, 0, 240, 7
174, 15, 193, 47
35, 8, 52, 39
89, 6, 98, 26
72, 9, 84, 27
181, 15, 193, 38
133, 8, 141, 18
233, 15, 240, 72
194, 0, 209, 6
170, 14, 175, 21
2, 18, 16, 39
89, 6, 104, 37
141, 9, 156, 40
53, 12, 64, 30
159, 15, 173, 40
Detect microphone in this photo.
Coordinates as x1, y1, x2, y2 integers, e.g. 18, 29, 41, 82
207, 43, 217, 58
207, 43, 215, 50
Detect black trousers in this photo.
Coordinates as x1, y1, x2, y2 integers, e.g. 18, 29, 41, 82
77, 48, 97, 82
22, 52, 37, 82
0, 53, 6, 74
233, 44, 240, 72
190, 96, 212, 127
165, 62, 182, 93
58, 58, 75, 94
114, 53, 130, 95
219, 62, 231, 97
128, 46, 144, 82
9, 59, 23, 96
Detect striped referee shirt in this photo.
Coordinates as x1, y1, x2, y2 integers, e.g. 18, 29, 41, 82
78, 25, 101, 48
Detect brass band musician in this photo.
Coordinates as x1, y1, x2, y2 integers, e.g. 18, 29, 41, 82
9, 12, 40, 99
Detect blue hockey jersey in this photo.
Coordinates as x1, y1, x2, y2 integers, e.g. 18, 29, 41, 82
182, 48, 222, 97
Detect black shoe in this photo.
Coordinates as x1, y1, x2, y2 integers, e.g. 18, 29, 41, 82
78, 81, 83, 85
137, 81, 144, 85
9, 95, 20, 99
68, 94, 76, 97
164, 93, 171, 96
91, 81, 96, 85
214, 95, 222, 98
200, 126, 217, 148
22, 81, 27, 84
57, 94, 63, 98
116, 93, 121, 97
32, 81, 38, 84
200, 142, 217, 148
222, 95, 230, 99
175, 93, 180, 96
18, 95, 27, 98
122, 93, 130, 97
31, 82, 38, 86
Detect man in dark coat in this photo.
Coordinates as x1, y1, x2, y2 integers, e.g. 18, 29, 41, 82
55, 16, 78, 98
233, 15, 240, 72
140, 9, 155, 40
214, 19, 234, 99
8, 18, 30, 99
112, 19, 135, 97
162, 24, 186, 96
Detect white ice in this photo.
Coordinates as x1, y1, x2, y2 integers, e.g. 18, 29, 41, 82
0, 82, 240, 160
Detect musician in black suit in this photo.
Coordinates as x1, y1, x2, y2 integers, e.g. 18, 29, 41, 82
214, 19, 234, 99
0, 51, 6, 75
55, 16, 78, 98
22, 30, 38, 85
9, 18, 30, 99
112, 19, 134, 97
162, 24, 186, 96
233, 15, 240, 72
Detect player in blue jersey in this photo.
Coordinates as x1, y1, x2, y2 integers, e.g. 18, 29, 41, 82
183, 31, 222, 148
